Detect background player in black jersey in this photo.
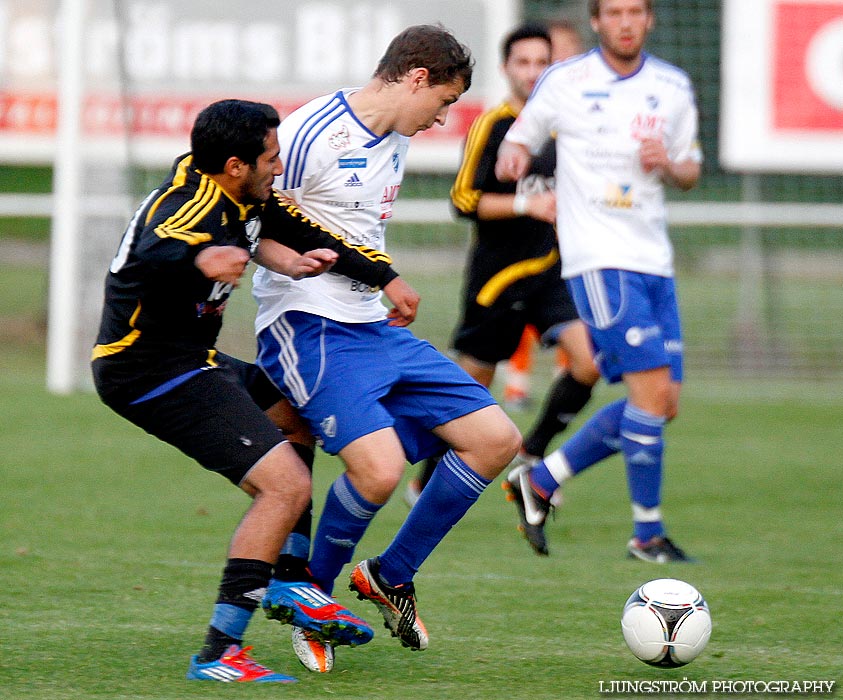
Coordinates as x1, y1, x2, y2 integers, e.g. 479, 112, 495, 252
91, 99, 418, 682
405, 25, 599, 555
502, 16, 587, 409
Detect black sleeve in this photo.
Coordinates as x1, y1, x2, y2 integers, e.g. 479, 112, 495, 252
450, 112, 515, 221
474, 121, 516, 196
132, 188, 218, 270
260, 192, 399, 288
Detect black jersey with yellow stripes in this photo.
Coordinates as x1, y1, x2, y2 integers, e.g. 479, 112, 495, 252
450, 101, 557, 268
92, 153, 397, 404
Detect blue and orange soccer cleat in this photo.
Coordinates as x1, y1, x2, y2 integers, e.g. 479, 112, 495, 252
262, 579, 374, 647
186, 645, 297, 683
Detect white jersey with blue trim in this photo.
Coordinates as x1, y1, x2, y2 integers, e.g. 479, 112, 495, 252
505, 49, 702, 279
253, 89, 409, 331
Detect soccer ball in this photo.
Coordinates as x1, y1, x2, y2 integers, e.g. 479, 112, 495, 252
621, 578, 711, 668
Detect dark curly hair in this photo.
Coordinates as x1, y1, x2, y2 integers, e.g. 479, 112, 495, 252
190, 99, 280, 174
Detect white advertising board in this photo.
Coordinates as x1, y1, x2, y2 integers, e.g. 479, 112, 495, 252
0, 0, 517, 171
720, 0, 843, 173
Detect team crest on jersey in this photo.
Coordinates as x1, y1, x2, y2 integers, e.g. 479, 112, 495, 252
392, 151, 400, 172
646, 95, 659, 110
244, 217, 261, 245
328, 124, 351, 150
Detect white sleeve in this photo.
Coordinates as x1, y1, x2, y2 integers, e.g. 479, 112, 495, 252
668, 85, 703, 165
505, 76, 559, 155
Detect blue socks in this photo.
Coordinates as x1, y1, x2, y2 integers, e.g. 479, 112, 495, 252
621, 403, 665, 542
528, 398, 666, 542
562, 398, 626, 472
378, 450, 491, 586
529, 399, 625, 496
200, 558, 272, 662
208, 603, 253, 643
309, 473, 382, 594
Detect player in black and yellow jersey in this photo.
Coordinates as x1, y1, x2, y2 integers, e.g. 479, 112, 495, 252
91, 99, 419, 682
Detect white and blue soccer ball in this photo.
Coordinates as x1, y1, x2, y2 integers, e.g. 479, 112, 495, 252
621, 578, 712, 668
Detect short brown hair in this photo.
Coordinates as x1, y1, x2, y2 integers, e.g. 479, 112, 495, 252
588, 0, 654, 17
374, 24, 474, 92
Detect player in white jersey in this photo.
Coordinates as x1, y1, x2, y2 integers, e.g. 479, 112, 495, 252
497, 0, 702, 563
252, 91, 408, 328
253, 25, 521, 668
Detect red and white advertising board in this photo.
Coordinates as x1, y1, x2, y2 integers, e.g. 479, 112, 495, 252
720, 0, 843, 173
0, 0, 517, 171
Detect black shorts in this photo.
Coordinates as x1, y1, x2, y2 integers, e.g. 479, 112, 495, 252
452, 259, 579, 365
101, 354, 287, 485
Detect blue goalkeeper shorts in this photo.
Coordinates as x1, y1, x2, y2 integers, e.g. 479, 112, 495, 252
257, 311, 496, 463
567, 269, 683, 384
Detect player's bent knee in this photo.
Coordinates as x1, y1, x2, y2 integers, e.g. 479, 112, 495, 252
570, 359, 601, 386
346, 461, 404, 504
478, 409, 522, 468
242, 442, 312, 507
501, 420, 523, 463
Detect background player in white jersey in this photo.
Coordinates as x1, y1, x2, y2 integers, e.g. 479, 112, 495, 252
253, 24, 521, 668
496, 0, 702, 562
500, 17, 589, 413
405, 23, 600, 559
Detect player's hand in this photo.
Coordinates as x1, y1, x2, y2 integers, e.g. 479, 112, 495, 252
639, 137, 670, 175
285, 248, 339, 279
383, 277, 420, 327
253, 239, 338, 278
194, 245, 250, 286
639, 139, 701, 191
526, 191, 557, 224
495, 141, 532, 182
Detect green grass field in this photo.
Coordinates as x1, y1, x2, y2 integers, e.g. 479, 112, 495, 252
1, 250, 842, 699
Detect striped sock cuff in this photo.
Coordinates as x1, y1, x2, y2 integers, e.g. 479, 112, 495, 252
440, 449, 491, 498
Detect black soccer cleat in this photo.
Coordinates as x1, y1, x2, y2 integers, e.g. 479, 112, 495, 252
627, 536, 696, 563
349, 557, 428, 651
502, 464, 553, 556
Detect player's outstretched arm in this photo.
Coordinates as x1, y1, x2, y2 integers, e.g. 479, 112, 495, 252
261, 192, 399, 289
254, 239, 338, 279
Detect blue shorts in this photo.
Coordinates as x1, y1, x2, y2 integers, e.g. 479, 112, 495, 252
567, 270, 683, 384
256, 311, 496, 463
